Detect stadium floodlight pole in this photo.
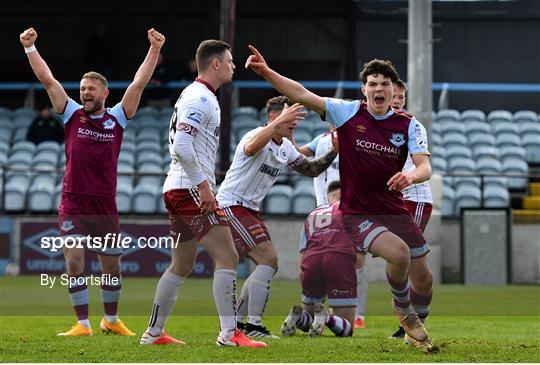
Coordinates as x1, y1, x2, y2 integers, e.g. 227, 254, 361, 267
218, 0, 236, 179
407, 0, 433, 147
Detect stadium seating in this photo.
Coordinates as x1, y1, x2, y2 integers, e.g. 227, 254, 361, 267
487, 110, 513, 126
291, 185, 317, 215
264, 185, 292, 214
28, 181, 54, 212
460, 109, 486, 123
132, 184, 159, 214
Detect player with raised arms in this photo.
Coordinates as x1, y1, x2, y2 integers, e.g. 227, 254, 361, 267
246, 45, 434, 352
216, 96, 338, 338
19, 26, 165, 337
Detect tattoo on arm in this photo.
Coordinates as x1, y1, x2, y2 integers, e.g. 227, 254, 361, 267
291, 149, 338, 177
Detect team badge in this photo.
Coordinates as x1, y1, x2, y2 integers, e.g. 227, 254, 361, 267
102, 119, 115, 129
79, 116, 88, 124
358, 219, 373, 233
61, 219, 74, 232
389, 133, 405, 147
281, 151, 287, 158
186, 109, 203, 124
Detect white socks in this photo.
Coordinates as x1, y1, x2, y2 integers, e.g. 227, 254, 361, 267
246, 265, 275, 325
146, 270, 185, 336
236, 265, 275, 326
78, 319, 91, 328
355, 267, 368, 318
213, 269, 238, 340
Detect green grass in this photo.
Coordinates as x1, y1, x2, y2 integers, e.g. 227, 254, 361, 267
1, 276, 539, 362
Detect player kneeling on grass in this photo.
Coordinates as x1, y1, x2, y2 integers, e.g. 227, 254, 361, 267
216, 96, 338, 339
20, 26, 165, 337
281, 181, 355, 338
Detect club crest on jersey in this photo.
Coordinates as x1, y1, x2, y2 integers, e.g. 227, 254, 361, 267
281, 151, 287, 158
389, 133, 405, 147
79, 116, 89, 124
102, 119, 115, 129
61, 219, 74, 232
358, 219, 373, 233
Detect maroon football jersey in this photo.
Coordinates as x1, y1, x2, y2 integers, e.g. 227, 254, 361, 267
61, 99, 127, 198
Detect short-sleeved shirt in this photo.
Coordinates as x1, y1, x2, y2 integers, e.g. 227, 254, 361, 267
61, 98, 127, 198
401, 154, 433, 203
163, 80, 221, 192
307, 132, 340, 207
324, 98, 429, 215
217, 127, 304, 211
299, 202, 356, 259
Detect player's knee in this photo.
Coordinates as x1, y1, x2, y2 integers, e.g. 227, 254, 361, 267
259, 252, 278, 269
412, 267, 433, 293
65, 257, 84, 275
390, 242, 410, 269
169, 262, 193, 277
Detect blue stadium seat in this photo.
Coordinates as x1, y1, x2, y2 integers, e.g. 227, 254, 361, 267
132, 184, 159, 214
464, 121, 491, 139
495, 134, 521, 148
431, 122, 441, 135
431, 133, 442, 147
473, 146, 500, 160
449, 157, 475, 172
522, 134, 540, 163
513, 110, 537, 124
8, 151, 33, 166
455, 185, 481, 211
431, 145, 446, 159
233, 119, 260, 141
442, 185, 455, 217
518, 122, 540, 137
469, 133, 496, 149
116, 183, 133, 214
476, 158, 502, 174
440, 121, 465, 135
119, 151, 135, 166
487, 110, 513, 126
30, 172, 56, 187
123, 130, 136, 144
436, 109, 460, 123
137, 163, 163, 186
35, 141, 61, 155
137, 153, 162, 167
5, 180, 28, 211
13, 107, 37, 120
117, 163, 135, 187
460, 109, 486, 123
32, 152, 58, 169
483, 186, 510, 207
502, 159, 528, 190
233, 106, 258, 120
446, 146, 472, 160
492, 122, 519, 137
135, 106, 159, 119
11, 128, 28, 144
28, 181, 54, 212
442, 133, 467, 148
500, 146, 526, 162
136, 128, 160, 144
431, 156, 447, 173
159, 107, 174, 119
0, 107, 13, 119
292, 186, 317, 215
264, 185, 292, 214
136, 140, 161, 156
10, 141, 36, 156
162, 153, 172, 171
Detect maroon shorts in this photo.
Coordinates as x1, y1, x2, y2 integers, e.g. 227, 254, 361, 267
58, 192, 121, 255
221, 205, 271, 257
164, 189, 229, 242
404, 201, 433, 233
343, 214, 430, 258
300, 252, 357, 307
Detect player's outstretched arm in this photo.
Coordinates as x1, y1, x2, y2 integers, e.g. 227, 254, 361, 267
387, 154, 432, 192
244, 103, 306, 156
121, 28, 165, 119
246, 45, 326, 117
20, 28, 68, 114
291, 146, 338, 178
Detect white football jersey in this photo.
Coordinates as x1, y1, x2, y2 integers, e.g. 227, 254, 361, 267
217, 127, 304, 211
163, 81, 221, 193
401, 154, 433, 203
313, 133, 340, 207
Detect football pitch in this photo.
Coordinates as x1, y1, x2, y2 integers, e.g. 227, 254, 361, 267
1, 276, 539, 362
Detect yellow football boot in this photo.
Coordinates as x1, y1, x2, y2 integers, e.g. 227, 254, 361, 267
99, 318, 136, 336
57, 322, 93, 337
